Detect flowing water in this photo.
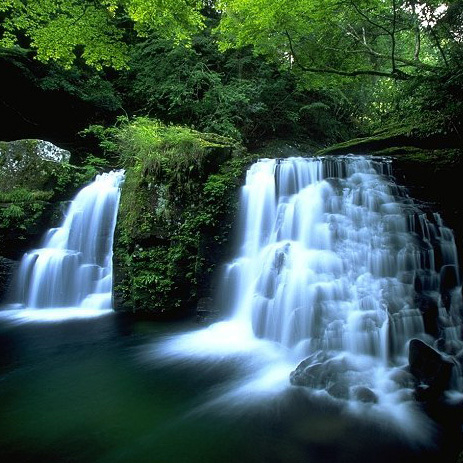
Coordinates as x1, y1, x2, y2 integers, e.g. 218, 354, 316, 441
0, 156, 462, 463
6, 170, 125, 320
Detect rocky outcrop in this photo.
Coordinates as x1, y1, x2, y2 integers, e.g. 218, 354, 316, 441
289, 352, 379, 403
112, 122, 250, 316
408, 338, 455, 401
0, 139, 70, 191
0, 256, 17, 302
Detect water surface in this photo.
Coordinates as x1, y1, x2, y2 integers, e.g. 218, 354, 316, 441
0, 313, 459, 463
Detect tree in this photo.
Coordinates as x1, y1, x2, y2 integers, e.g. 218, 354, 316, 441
0, 0, 205, 69
216, 0, 458, 81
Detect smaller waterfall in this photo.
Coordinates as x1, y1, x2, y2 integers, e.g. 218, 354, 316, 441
13, 170, 125, 311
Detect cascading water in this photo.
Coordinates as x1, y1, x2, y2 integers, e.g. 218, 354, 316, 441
12, 170, 125, 312
201, 155, 463, 403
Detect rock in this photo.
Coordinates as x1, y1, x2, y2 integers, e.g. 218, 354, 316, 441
290, 354, 350, 389
326, 382, 349, 400
0, 256, 17, 302
351, 386, 378, 404
440, 265, 459, 311
0, 139, 70, 191
389, 368, 415, 388
408, 338, 454, 401
112, 123, 243, 315
415, 292, 439, 337
290, 362, 324, 388
196, 297, 221, 324
440, 265, 459, 292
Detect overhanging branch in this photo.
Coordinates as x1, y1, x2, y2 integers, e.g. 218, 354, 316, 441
284, 30, 411, 80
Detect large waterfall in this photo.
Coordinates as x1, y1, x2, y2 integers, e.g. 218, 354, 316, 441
220, 156, 463, 396
163, 155, 463, 408
12, 170, 125, 312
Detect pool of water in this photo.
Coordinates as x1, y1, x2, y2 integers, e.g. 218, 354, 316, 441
0, 311, 460, 463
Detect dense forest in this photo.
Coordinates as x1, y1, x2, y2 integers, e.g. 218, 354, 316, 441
1, 0, 462, 151
1, 0, 463, 315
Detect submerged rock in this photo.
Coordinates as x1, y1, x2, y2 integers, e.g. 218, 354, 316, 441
351, 386, 379, 404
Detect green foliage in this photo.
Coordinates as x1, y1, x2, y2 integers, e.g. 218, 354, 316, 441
0, 0, 205, 69
389, 64, 463, 138
214, 0, 463, 141
38, 64, 122, 111
123, 30, 358, 144
0, 187, 52, 246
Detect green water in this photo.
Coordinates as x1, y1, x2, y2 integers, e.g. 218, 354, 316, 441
0, 313, 459, 463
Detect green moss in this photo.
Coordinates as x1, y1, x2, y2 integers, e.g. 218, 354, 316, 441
314, 121, 463, 168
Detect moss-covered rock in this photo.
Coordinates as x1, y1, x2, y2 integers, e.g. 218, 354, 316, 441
112, 118, 253, 316
0, 139, 96, 259
0, 139, 70, 191
315, 123, 462, 157
0, 256, 17, 302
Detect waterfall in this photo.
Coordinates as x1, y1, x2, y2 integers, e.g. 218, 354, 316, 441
216, 156, 463, 397
13, 170, 125, 311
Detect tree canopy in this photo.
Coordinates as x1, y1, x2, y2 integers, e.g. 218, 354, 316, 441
0, 0, 205, 69
217, 0, 463, 81
1, 0, 462, 147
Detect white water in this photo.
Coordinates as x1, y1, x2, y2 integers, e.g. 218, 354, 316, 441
8, 170, 125, 318
159, 156, 463, 417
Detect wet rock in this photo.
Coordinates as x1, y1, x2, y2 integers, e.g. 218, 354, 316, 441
408, 338, 454, 401
0, 256, 17, 302
327, 382, 349, 400
290, 362, 324, 388
389, 368, 415, 389
435, 338, 462, 356
440, 265, 459, 311
351, 386, 378, 404
440, 265, 458, 292
196, 297, 221, 324
290, 354, 350, 389
415, 292, 439, 337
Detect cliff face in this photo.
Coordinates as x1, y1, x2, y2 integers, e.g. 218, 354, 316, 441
112, 122, 252, 317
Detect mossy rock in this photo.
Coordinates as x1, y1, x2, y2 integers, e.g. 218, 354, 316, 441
0, 139, 70, 191
112, 120, 252, 316
315, 123, 462, 158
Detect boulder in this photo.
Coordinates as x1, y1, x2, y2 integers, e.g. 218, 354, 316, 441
290, 353, 350, 389
351, 386, 378, 404
0, 139, 70, 192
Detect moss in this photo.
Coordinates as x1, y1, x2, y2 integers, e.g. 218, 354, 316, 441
112, 118, 252, 316
314, 121, 462, 158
